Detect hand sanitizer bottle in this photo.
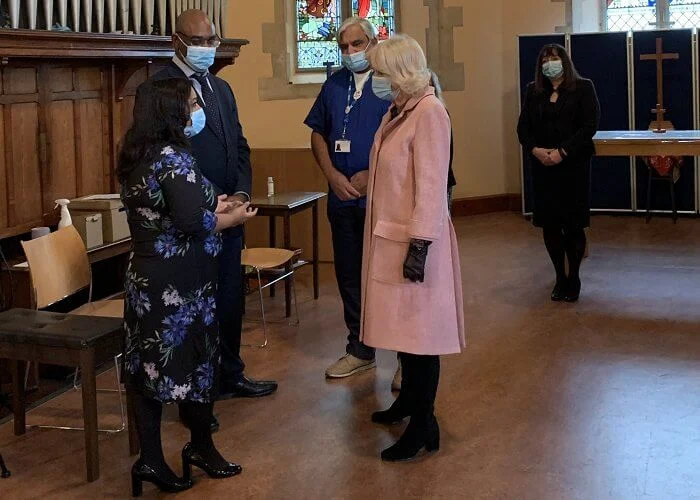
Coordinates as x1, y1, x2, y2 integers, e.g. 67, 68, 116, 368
55, 199, 72, 228
267, 177, 275, 197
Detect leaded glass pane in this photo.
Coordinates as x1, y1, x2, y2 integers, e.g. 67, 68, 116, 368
297, 0, 342, 70
669, 0, 700, 28
352, 0, 396, 40
606, 0, 657, 31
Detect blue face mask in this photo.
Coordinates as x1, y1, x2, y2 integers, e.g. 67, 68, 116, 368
184, 108, 206, 138
371, 75, 397, 101
178, 35, 217, 73
341, 42, 371, 73
542, 60, 564, 80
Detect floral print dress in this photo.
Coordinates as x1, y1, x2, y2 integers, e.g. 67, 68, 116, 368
121, 146, 223, 403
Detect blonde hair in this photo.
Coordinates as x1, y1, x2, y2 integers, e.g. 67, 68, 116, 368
368, 34, 431, 97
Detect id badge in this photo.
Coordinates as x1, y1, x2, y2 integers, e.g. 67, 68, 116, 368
334, 140, 351, 153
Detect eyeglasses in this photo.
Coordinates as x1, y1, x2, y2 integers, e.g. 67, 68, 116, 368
176, 32, 221, 48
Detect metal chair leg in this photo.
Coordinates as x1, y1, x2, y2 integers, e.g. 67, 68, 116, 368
669, 174, 677, 223
28, 356, 126, 434
243, 267, 269, 348
646, 167, 653, 223
291, 272, 300, 327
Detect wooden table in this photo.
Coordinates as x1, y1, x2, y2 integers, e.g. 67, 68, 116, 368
249, 192, 327, 317
0, 309, 126, 482
594, 130, 700, 156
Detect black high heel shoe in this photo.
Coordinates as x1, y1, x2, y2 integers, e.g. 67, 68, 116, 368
182, 442, 242, 481
380, 415, 440, 462
131, 460, 193, 497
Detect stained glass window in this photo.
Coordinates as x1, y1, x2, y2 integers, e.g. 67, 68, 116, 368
353, 0, 397, 40
605, 0, 657, 31
296, 0, 398, 71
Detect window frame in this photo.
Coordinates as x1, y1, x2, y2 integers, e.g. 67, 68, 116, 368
289, 0, 400, 78
601, 0, 688, 32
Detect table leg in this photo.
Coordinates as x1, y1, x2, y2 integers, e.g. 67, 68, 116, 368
11, 360, 26, 436
80, 348, 100, 482
283, 213, 292, 318
312, 201, 320, 300
269, 216, 277, 298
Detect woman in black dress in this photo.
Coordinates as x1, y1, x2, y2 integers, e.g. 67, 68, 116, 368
119, 78, 257, 496
517, 44, 600, 302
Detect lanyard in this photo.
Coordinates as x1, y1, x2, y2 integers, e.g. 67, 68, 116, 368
341, 71, 372, 139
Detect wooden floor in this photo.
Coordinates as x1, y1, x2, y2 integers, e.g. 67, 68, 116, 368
3, 213, 700, 499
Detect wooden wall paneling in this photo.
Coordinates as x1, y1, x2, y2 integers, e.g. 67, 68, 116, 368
48, 100, 78, 203
49, 67, 74, 92
247, 149, 333, 263
37, 64, 53, 218
102, 66, 115, 193
77, 98, 107, 195
8, 103, 43, 228
0, 97, 7, 230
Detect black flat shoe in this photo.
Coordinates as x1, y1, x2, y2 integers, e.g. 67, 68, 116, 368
551, 280, 565, 301
380, 416, 440, 462
179, 410, 220, 433
182, 442, 242, 480
131, 460, 193, 497
218, 376, 278, 399
563, 277, 581, 303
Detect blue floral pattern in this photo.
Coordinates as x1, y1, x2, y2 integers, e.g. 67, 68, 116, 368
121, 146, 221, 403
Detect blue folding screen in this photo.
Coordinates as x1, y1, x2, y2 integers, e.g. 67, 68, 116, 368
570, 32, 632, 210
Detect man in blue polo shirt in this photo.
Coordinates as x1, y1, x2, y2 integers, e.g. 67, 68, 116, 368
305, 17, 390, 379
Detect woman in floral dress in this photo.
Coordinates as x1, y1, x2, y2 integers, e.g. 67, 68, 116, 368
118, 78, 257, 496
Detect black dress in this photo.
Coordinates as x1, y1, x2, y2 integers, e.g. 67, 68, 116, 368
121, 146, 222, 403
517, 78, 600, 228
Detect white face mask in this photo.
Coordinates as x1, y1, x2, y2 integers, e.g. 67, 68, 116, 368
371, 75, 398, 101
542, 60, 564, 80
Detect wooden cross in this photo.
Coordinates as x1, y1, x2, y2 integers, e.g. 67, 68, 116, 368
640, 37, 679, 132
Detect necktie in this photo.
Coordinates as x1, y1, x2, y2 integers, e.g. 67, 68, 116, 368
192, 73, 224, 138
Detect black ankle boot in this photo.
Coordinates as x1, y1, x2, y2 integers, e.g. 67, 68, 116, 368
551, 279, 566, 301
182, 442, 242, 480
564, 277, 581, 302
371, 398, 410, 425
380, 415, 440, 462
131, 460, 193, 497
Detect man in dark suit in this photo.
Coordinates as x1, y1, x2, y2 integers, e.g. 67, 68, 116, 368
148, 10, 278, 428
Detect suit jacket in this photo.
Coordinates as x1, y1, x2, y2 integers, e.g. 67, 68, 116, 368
149, 61, 252, 200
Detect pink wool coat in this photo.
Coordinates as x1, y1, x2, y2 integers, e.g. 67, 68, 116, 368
359, 88, 465, 356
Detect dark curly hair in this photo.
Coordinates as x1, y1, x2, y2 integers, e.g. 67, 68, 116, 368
117, 78, 192, 184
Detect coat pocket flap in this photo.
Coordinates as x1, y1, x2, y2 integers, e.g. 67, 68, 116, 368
373, 220, 410, 243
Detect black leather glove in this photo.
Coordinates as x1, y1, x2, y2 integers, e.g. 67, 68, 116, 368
403, 239, 432, 282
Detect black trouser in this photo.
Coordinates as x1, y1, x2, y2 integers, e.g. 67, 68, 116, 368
397, 352, 440, 422
327, 205, 375, 361
542, 225, 586, 283
218, 228, 245, 382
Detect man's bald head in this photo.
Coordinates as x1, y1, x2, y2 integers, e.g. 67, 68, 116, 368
175, 9, 215, 37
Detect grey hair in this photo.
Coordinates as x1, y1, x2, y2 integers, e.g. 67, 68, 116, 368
338, 16, 378, 43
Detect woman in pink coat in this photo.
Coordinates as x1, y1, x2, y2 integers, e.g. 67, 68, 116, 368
363, 34, 465, 462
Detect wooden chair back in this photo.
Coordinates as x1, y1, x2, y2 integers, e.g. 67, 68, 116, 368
21, 226, 91, 309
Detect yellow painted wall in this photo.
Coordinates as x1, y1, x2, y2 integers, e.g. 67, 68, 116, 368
220, 0, 565, 199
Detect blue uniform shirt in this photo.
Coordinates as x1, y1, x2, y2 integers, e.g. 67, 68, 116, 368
304, 67, 391, 209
